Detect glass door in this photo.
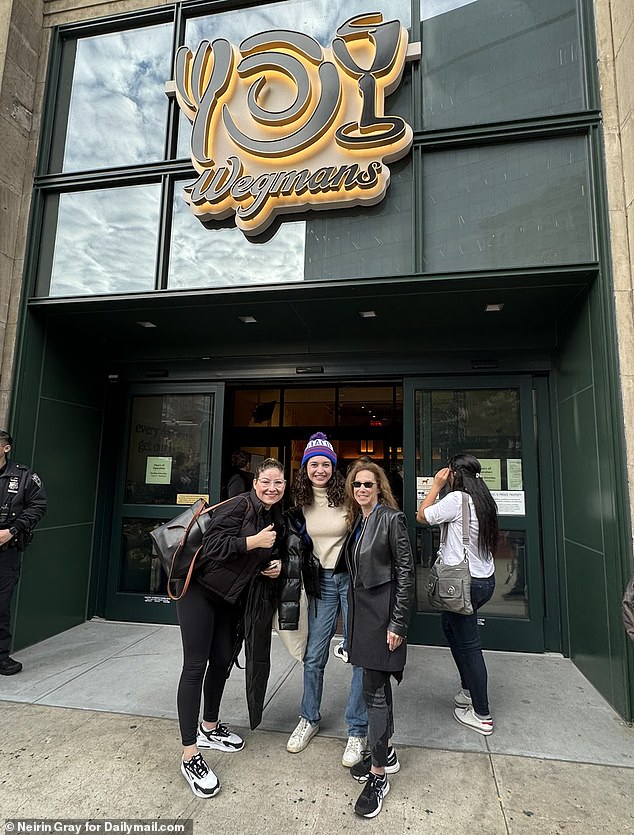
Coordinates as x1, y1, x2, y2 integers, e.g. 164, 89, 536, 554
104, 383, 224, 623
404, 376, 547, 651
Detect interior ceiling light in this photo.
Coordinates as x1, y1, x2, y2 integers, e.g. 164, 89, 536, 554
136, 320, 157, 328
359, 310, 377, 318
239, 315, 257, 323
485, 303, 504, 312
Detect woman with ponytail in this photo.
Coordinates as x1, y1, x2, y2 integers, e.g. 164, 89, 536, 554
417, 453, 498, 735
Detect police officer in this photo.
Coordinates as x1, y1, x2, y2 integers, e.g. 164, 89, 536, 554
0, 429, 47, 675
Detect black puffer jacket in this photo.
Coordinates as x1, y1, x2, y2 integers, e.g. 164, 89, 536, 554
277, 508, 321, 630
197, 491, 282, 604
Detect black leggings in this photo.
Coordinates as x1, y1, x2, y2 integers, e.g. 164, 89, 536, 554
363, 668, 394, 768
176, 581, 239, 746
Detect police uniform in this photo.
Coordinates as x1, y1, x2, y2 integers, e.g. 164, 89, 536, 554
0, 461, 47, 669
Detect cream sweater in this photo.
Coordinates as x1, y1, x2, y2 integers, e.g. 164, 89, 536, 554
303, 486, 348, 569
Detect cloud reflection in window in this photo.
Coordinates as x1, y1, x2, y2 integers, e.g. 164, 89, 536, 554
48, 185, 161, 296
62, 23, 172, 172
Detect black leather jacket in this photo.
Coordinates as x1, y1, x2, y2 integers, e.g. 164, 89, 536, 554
342, 505, 414, 638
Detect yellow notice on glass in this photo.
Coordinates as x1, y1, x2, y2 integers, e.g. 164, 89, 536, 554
176, 493, 210, 505
145, 456, 172, 485
479, 459, 501, 490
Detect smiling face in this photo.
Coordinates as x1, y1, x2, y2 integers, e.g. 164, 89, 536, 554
306, 455, 333, 488
254, 466, 286, 508
352, 469, 380, 516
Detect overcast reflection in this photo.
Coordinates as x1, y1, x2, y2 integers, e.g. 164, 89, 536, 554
48, 186, 160, 296
62, 24, 172, 172
169, 188, 305, 288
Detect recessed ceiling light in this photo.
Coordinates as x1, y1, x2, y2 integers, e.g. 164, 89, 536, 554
239, 315, 257, 323
136, 320, 157, 328
485, 303, 504, 313
359, 310, 377, 318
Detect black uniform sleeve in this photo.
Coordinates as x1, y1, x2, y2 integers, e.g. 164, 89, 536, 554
14, 471, 47, 532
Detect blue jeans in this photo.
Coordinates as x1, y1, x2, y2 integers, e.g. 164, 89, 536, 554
300, 569, 367, 737
441, 575, 495, 717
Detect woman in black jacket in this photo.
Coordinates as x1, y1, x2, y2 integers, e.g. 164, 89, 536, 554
177, 458, 285, 799
342, 459, 414, 819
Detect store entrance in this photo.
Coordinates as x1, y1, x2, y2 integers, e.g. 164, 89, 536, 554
221, 383, 404, 501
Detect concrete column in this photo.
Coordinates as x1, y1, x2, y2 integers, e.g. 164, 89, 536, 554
595, 0, 634, 543
0, 0, 44, 426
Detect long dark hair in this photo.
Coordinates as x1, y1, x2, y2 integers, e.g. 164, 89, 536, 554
449, 453, 498, 557
291, 465, 346, 509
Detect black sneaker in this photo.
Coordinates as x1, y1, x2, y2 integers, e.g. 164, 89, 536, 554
180, 752, 221, 798
350, 746, 400, 783
0, 657, 22, 675
354, 773, 390, 818
196, 721, 245, 752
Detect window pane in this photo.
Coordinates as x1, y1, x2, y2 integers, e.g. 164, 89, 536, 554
339, 386, 399, 427
120, 517, 171, 594
283, 389, 336, 426
422, 136, 594, 272
233, 390, 281, 427
168, 187, 305, 288
125, 394, 213, 505
40, 185, 160, 296
58, 24, 172, 172
420, 0, 586, 130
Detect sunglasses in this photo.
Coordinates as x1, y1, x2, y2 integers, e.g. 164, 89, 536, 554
352, 480, 376, 489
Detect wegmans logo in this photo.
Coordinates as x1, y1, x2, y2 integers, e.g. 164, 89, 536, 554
169, 13, 414, 237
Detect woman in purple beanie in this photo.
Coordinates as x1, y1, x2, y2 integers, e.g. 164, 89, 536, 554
284, 433, 368, 767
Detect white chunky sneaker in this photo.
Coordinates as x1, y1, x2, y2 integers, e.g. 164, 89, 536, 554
180, 752, 220, 798
333, 641, 349, 663
287, 717, 319, 753
342, 735, 367, 767
196, 721, 244, 752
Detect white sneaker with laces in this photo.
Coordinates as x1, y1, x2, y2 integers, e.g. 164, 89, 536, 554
196, 721, 244, 752
287, 717, 319, 753
181, 752, 220, 798
453, 689, 472, 709
454, 705, 494, 736
342, 735, 367, 767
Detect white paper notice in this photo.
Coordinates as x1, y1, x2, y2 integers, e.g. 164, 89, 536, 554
491, 490, 525, 516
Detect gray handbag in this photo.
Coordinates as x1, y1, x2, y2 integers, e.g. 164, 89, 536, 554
426, 492, 473, 615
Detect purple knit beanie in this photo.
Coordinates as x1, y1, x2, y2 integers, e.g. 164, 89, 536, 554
301, 432, 337, 467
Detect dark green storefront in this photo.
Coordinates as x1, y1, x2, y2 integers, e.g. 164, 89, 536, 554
8, 0, 634, 722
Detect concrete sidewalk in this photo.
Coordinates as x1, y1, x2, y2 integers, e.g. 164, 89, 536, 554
1, 620, 633, 833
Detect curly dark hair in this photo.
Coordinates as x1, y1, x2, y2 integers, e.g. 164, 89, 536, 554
291, 466, 346, 508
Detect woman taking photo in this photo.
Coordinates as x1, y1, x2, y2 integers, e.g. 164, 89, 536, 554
177, 457, 285, 798
342, 459, 414, 819
417, 453, 498, 736
285, 433, 368, 768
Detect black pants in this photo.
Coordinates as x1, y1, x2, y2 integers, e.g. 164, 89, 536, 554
0, 548, 21, 660
363, 668, 394, 768
176, 581, 239, 746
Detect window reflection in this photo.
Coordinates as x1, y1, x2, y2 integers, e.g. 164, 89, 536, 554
423, 137, 594, 272
43, 185, 160, 296
168, 188, 305, 287
60, 24, 172, 172
121, 517, 170, 594
420, 0, 585, 129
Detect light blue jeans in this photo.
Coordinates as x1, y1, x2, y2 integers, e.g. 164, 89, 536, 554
300, 569, 367, 737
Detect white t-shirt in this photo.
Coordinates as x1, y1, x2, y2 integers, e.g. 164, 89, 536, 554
424, 491, 494, 578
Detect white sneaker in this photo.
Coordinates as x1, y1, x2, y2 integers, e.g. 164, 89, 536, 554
342, 735, 367, 767
454, 705, 494, 736
333, 641, 349, 663
196, 721, 244, 752
287, 717, 319, 753
181, 752, 220, 798
453, 689, 472, 709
